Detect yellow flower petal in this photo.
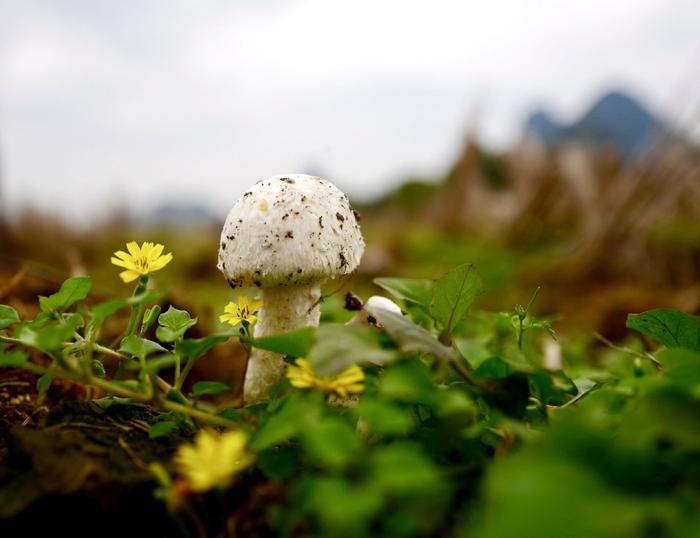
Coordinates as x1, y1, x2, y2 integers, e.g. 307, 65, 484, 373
150, 243, 164, 260
145, 242, 157, 257
149, 252, 173, 271
111, 241, 173, 282
110, 256, 131, 269
220, 313, 242, 325
120, 270, 141, 283
126, 241, 141, 258
220, 296, 263, 327
286, 359, 364, 397
174, 430, 254, 492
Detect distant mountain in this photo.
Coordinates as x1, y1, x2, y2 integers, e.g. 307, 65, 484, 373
525, 91, 662, 157
143, 203, 220, 226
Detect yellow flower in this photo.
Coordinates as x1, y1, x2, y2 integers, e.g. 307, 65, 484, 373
174, 429, 254, 492
111, 241, 173, 283
219, 295, 264, 326
287, 358, 364, 398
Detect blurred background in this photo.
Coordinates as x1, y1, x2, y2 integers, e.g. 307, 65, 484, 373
1, 0, 700, 340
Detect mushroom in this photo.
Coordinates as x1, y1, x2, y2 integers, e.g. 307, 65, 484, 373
218, 174, 365, 403
347, 295, 403, 327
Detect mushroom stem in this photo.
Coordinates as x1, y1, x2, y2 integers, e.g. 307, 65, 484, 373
244, 283, 322, 403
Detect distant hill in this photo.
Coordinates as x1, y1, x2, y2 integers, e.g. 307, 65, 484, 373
143, 203, 220, 227
525, 91, 662, 157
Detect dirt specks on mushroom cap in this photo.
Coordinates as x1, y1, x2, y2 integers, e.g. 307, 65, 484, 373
218, 174, 365, 287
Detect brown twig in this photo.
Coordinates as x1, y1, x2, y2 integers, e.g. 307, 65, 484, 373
117, 436, 149, 470
593, 331, 662, 369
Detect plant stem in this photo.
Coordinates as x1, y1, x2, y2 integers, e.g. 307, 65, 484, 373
593, 332, 662, 369
71, 337, 182, 397
517, 286, 541, 351
0, 334, 22, 346
124, 275, 149, 337
517, 317, 524, 351
525, 286, 541, 314
174, 353, 181, 389
3, 336, 235, 428
450, 358, 475, 384
175, 355, 194, 391
163, 401, 238, 428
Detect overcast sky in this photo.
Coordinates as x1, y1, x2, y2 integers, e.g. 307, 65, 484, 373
1, 0, 699, 223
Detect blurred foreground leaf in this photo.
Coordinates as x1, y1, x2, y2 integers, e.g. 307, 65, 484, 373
0, 349, 28, 367
0, 305, 19, 328
249, 327, 316, 358
366, 307, 460, 363
310, 324, 396, 375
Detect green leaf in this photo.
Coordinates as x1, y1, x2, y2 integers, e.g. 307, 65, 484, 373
38, 296, 53, 313
36, 372, 53, 403
251, 391, 324, 450
474, 356, 513, 378
302, 417, 361, 470
17, 313, 83, 351
140, 305, 162, 335
191, 381, 229, 398
0, 349, 28, 367
156, 306, 197, 343
91, 298, 127, 325
0, 305, 19, 329
256, 446, 299, 481
656, 348, 700, 390
366, 307, 460, 363
472, 449, 637, 538
529, 371, 577, 406
249, 327, 316, 358
310, 324, 397, 375
627, 309, 700, 352
91, 359, 106, 377
369, 444, 441, 495
149, 421, 177, 439
126, 290, 159, 306
379, 360, 437, 406
15, 326, 39, 348
373, 277, 433, 307
39, 277, 92, 312
142, 354, 178, 373
177, 335, 229, 360
430, 264, 484, 336
119, 335, 166, 360
357, 397, 415, 436
93, 396, 141, 409
435, 387, 477, 420
165, 389, 187, 404
530, 319, 556, 340
306, 477, 383, 535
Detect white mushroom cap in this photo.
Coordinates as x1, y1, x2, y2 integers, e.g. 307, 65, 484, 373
365, 296, 402, 315
218, 174, 365, 288
347, 295, 403, 327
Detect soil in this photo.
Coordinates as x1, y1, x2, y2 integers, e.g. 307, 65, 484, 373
0, 367, 282, 537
